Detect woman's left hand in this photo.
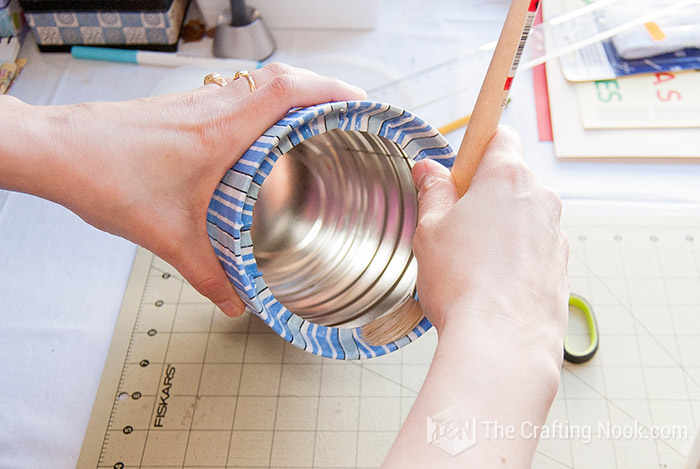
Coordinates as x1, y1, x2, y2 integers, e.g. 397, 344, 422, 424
3, 63, 366, 316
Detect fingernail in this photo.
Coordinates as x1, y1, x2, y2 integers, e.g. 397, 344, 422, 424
350, 85, 367, 98
411, 160, 430, 189
217, 300, 244, 317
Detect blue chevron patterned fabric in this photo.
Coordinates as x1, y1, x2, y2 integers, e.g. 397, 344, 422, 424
207, 101, 455, 360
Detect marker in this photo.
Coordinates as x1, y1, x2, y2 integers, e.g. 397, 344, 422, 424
71, 46, 262, 70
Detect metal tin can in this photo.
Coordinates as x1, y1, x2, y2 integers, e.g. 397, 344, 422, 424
207, 101, 455, 359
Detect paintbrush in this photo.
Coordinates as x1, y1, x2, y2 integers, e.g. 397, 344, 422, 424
362, 0, 541, 346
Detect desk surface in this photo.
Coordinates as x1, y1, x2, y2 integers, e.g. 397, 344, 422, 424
2, 0, 700, 467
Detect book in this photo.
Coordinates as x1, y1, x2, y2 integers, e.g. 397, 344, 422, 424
544, 0, 700, 158
575, 69, 700, 129
547, 47, 700, 159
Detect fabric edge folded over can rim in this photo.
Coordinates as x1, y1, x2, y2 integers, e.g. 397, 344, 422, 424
206, 100, 455, 360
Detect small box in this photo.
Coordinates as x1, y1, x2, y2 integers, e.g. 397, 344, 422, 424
0, 0, 26, 37
19, 0, 189, 52
248, 0, 382, 30
195, 0, 382, 31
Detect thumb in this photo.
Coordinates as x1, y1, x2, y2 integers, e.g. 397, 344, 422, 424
172, 236, 246, 317
412, 159, 459, 224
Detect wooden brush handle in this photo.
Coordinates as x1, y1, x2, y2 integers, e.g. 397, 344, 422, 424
451, 0, 540, 197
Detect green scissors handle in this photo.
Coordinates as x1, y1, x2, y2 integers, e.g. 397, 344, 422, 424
564, 294, 599, 364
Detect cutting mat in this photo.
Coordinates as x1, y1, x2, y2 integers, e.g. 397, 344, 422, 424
78, 215, 700, 468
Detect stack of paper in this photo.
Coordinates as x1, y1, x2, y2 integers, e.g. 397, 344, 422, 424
547, 60, 700, 159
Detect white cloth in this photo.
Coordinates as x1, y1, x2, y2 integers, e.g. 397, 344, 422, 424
606, 1, 700, 59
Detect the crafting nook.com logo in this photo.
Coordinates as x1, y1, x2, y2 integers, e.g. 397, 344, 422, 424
426, 405, 477, 456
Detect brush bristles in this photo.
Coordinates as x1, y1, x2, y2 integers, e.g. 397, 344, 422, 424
361, 297, 425, 346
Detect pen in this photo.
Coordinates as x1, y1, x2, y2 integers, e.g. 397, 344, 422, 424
71, 46, 262, 70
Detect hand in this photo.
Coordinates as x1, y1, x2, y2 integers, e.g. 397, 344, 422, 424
2, 63, 366, 317
383, 127, 569, 467
411, 126, 569, 360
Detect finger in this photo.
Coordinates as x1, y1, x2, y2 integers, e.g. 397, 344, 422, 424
485, 125, 524, 161
470, 125, 532, 190
207, 63, 366, 105
172, 236, 246, 317
254, 64, 367, 106
473, 125, 524, 171
236, 62, 365, 98
412, 158, 459, 225
227, 64, 366, 141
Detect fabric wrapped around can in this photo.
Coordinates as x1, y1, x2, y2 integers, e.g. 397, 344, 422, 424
207, 100, 455, 360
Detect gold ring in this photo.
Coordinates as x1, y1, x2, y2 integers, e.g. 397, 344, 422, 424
203, 72, 227, 87
233, 70, 256, 92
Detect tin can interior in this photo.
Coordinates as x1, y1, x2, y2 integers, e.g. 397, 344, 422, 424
251, 129, 418, 328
